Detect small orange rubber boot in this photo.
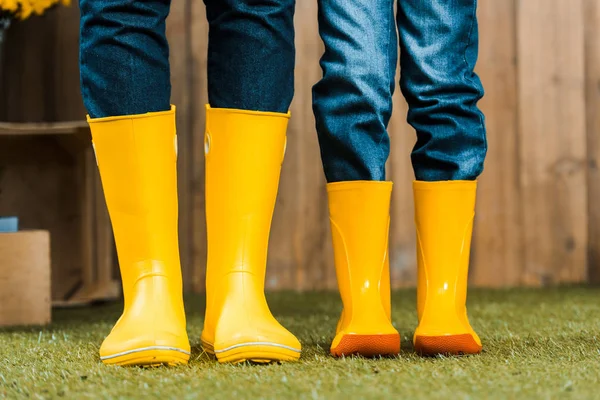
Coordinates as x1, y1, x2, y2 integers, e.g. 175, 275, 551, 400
413, 180, 482, 356
328, 181, 400, 357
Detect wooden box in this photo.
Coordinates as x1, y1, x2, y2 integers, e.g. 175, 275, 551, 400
0, 5, 119, 305
0, 230, 51, 326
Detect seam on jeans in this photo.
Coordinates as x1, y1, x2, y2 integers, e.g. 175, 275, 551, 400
461, 0, 487, 172
375, 0, 396, 180
128, 50, 134, 120
80, 34, 90, 119
461, 0, 477, 70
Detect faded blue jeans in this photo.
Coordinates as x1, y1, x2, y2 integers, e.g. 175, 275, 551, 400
313, 0, 486, 182
79, 0, 485, 182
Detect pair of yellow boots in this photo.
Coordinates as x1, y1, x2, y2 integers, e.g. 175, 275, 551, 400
90, 106, 480, 366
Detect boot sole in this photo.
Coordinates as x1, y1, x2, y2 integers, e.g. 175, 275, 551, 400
414, 334, 482, 356
203, 340, 301, 363
100, 346, 190, 366
331, 333, 401, 357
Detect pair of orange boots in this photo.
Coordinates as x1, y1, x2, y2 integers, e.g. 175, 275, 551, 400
89, 106, 480, 366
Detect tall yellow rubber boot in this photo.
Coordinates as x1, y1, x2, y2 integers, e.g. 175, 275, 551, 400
89, 107, 190, 366
201, 105, 301, 363
328, 181, 400, 357
413, 180, 482, 356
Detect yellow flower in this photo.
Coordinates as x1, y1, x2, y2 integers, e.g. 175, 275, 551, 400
0, 0, 71, 20
32, 0, 52, 15
18, 1, 32, 19
0, 0, 19, 13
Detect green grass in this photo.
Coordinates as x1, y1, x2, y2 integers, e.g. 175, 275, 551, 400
1, 288, 599, 399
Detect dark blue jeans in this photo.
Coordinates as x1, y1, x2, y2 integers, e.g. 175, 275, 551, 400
79, 0, 294, 117
79, 0, 485, 182
79, 0, 172, 118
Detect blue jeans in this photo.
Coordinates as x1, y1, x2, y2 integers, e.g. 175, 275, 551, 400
79, 0, 485, 182
79, 0, 294, 117
313, 0, 486, 182
79, 0, 172, 118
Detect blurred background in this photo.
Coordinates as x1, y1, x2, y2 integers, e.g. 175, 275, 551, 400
0, 0, 598, 310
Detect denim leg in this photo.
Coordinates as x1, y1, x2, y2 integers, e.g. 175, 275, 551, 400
79, 0, 171, 119
204, 0, 295, 113
397, 0, 487, 181
312, 0, 397, 182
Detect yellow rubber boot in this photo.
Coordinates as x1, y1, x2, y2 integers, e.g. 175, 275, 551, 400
413, 180, 482, 356
328, 181, 400, 357
201, 105, 301, 363
89, 107, 190, 366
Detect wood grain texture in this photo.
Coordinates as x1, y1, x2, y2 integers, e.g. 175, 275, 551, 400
80, 147, 94, 289
470, 0, 523, 286
0, 4, 113, 301
176, 0, 597, 290
0, 121, 88, 136
269, 0, 332, 291
584, 0, 600, 283
190, 1, 209, 292
0, 231, 51, 326
0, 6, 85, 122
387, 76, 418, 288
167, 0, 194, 291
517, 0, 588, 285
0, 137, 81, 299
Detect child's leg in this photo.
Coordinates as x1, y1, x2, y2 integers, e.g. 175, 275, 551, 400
80, 0, 190, 366
398, 0, 486, 182
313, 0, 397, 183
201, 0, 301, 364
313, 0, 400, 357
398, 0, 486, 355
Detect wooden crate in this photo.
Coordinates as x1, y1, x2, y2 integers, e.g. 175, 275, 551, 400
0, 122, 119, 306
0, 230, 51, 326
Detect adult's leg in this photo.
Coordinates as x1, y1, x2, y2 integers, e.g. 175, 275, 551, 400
313, 0, 400, 358
398, 0, 485, 356
79, 0, 171, 117
80, 0, 189, 366
201, 0, 301, 364
204, 0, 295, 113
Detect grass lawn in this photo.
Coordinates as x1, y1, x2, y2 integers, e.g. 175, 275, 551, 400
1, 288, 599, 399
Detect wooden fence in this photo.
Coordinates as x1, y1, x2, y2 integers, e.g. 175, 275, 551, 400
169, 0, 600, 290
2, 0, 599, 295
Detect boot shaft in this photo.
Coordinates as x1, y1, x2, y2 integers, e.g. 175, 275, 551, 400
413, 180, 476, 328
88, 107, 182, 300
204, 106, 288, 286
201, 106, 301, 362
327, 181, 393, 324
